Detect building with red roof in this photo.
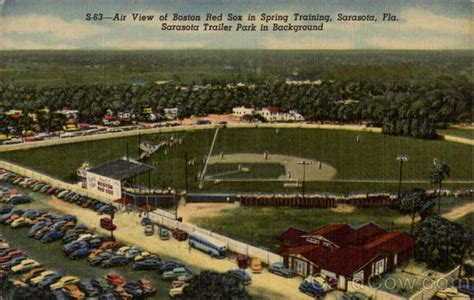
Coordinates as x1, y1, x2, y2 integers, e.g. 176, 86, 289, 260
279, 223, 414, 290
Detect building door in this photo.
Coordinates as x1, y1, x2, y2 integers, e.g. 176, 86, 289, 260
374, 259, 385, 275
295, 259, 307, 276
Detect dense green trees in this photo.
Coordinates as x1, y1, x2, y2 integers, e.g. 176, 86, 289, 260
413, 215, 472, 271
0, 76, 471, 139
391, 188, 435, 234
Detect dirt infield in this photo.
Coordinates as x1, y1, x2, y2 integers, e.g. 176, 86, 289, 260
207, 153, 337, 181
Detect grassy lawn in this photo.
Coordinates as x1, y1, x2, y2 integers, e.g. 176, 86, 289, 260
1, 128, 472, 193
192, 206, 410, 252
192, 195, 472, 253
206, 163, 285, 179
456, 212, 473, 231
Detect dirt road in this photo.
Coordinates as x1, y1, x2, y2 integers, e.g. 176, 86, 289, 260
47, 198, 314, 300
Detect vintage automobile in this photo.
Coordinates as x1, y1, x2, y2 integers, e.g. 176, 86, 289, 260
268, 262, 296, 277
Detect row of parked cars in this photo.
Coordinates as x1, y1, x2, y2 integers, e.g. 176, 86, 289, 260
0, 185, 32, 205
0, 170, 116, 215
1, 233, 85, 299
0, 189, 202, 299
0, 206, 160, 299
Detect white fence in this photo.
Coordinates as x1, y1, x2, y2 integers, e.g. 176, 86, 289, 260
0, 160, 283, 266
147, 212, 283, 266
347, 281, 406, 300
409, 266, 461, 300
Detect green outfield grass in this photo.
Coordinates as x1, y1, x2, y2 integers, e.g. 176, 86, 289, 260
0, 128, 472, 193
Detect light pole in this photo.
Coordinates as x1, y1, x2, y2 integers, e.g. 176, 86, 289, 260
396, 155, 409, 199
297, 160, 312, 199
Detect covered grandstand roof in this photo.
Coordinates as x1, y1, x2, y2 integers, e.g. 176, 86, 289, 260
87, 158, 153, 181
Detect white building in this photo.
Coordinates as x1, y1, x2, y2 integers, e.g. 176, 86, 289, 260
257, 107, 304, 122
285, 79, 322, 85
232, 106, 255, 117
164, 108, 180, 119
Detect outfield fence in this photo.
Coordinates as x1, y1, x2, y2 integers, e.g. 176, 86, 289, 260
0, 122, 382, 153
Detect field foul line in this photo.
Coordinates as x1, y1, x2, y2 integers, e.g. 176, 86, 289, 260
203, 178, 474, 184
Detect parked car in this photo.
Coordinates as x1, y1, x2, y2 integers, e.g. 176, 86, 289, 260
144, 225, 154, 236
158, 260, 185, 274
63, 240, 88, 254
0, 249, 24, 263
30, 271, 58, 285
268, 262, 296, 277
28, 221, 52, 237
123, 281, 145, 297
41, 230, 65, 243
116, 246, 131, 256
21, 267, 46, 282
77, 280, 101, 297
91, 277, 113, 292
62, 284, 86, 299
100, 240, 123, 251
124, 248, 142, 260
101, 255, 129, 268
100, 218, 117, 231
162, 266, 193, 281
133, 251, 156, 262
133, 259, 162, 270
69, 248, 91, 260
38, 273, 62, 289
105, 273, 126, 286
138, 277, 156, 296
11, 259, 41, 273
169, 280, 188, 298
172, 228, 189, 241
88, 251, 113, 266
1, 254, 28, 270
456, 282, 474, 297
50, 276, 81, 290
299, 279, 326, 298
159, 228, 170, 240
10, 217, 29, 228
250, 258, 263, 274
227, 269, 252, 285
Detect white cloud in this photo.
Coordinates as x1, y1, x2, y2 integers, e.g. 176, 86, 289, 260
1, 14, 108, 40
100, 39, 206, 49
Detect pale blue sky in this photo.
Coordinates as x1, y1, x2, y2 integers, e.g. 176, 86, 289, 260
1, 0, 472, 49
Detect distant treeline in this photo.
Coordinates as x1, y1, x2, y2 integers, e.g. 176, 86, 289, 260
0, 74, 472, 139
1, 50, 472, 85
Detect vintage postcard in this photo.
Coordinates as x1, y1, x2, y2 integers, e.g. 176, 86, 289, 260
0, 0, 472, 299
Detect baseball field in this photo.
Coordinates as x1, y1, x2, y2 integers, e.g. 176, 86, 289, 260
0, 127, 472, 193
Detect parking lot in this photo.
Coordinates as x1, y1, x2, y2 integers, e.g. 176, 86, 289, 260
0, 180, 318, 299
